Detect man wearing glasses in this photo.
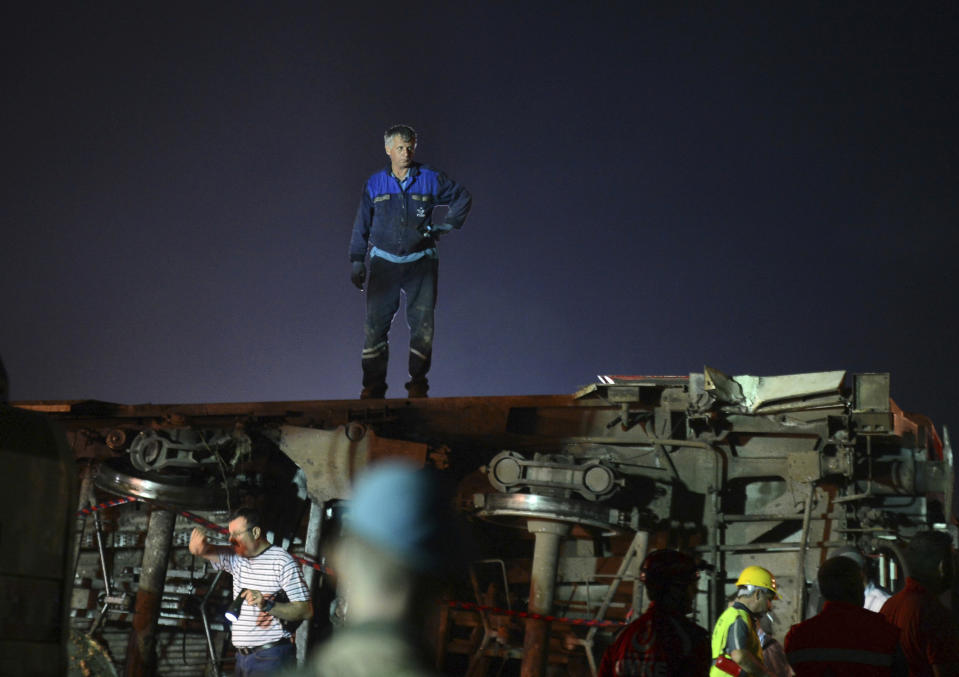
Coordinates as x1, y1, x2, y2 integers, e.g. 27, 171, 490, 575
711, 566, 780, 676
190, 508, 312, 675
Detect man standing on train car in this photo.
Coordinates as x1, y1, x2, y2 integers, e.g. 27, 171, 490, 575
190, 508, 313, 675
348, 124, 472, 399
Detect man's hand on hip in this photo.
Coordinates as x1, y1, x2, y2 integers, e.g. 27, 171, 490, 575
420, 222, 452, 239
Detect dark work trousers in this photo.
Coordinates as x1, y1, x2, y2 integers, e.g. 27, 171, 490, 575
362, 255, 438, 395
234, 640, 295, 675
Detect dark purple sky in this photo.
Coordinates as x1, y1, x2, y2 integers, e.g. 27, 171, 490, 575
3, 4, 958, 429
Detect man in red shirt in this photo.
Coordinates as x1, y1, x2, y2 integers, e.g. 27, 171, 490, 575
880, 530, 959, 677
598, 549, 710, 677
784, 556, 905, 676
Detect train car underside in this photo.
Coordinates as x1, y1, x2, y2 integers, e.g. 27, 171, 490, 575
12, 367, 958, 676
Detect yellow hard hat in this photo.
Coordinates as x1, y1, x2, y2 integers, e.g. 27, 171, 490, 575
735, 565, 780, 599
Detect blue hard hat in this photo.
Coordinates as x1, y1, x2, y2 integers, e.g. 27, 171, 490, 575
343, 460, 452, 574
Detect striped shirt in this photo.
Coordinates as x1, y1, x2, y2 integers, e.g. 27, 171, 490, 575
214, 545, 311, 648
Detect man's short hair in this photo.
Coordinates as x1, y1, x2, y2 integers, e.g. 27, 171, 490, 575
229, 507, 262, 531
905, 530, 953, 584
384, 124, 416, 146
818, 556, 864, 604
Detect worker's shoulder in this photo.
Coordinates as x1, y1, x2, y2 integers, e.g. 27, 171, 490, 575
715, 604, 750, 625
260, 544, 297, 563
783, 615, 818, 651
688, 618, 710, 639
415, 163, 463, 184
678, 616, 710, 647
786, 605, 900, 649
364, 166, 392, 183
414, 162, 444, 174
851, 608, 901, 643
654, 606, 707, 634
882, 583, 945, 623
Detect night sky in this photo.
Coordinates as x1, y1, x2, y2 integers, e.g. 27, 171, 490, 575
3, 4, 958, 431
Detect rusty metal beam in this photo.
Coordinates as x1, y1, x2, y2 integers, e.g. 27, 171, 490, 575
521, 520, 569, 677
124, 507, 175, 677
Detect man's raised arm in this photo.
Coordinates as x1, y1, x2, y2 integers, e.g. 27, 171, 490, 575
189, 527, 232, 564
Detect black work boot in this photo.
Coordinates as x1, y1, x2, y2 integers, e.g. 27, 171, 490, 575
404, 379, 429, 399
360, 384, 387, 399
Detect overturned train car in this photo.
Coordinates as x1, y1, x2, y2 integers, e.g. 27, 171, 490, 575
11, 367, 958, 676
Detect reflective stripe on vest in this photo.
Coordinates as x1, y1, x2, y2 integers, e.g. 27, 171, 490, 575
786, 647, 893, 667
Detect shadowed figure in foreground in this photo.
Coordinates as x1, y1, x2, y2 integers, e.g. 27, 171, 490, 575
299, 460, 459, 676
598, 548, 711, 676
784, 556, 905, 677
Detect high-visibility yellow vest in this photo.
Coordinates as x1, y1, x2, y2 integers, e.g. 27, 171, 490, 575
710, 605, 763, 677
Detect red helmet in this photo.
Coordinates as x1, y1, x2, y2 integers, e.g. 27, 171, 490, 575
640, 549, 700, 589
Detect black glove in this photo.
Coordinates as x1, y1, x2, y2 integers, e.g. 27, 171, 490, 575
420, 223, 453, 239
350, 261, 366, 290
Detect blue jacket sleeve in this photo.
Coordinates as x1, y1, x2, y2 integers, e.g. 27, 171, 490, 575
349, 184, 373, 262
434, 170, 472, 230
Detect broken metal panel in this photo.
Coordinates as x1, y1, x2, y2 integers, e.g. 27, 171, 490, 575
697, 367, 846, 414
703, 365, 747, 407
277, 424, 428, 504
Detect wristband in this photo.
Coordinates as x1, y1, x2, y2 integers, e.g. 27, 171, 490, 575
261, 598, 275, 613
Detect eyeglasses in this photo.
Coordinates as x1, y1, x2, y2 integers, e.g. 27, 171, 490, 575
229, 527, 254, 541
